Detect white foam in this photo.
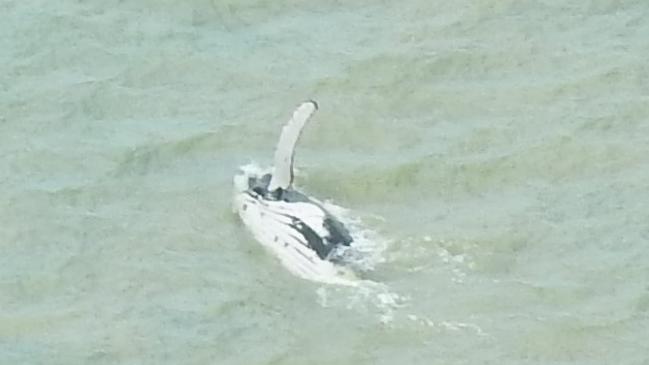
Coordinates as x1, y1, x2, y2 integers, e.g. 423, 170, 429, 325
315, 280, 409, 324
321, 199, 389, 273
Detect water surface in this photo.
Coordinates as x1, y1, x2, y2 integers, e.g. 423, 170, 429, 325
2, 1, 649, 364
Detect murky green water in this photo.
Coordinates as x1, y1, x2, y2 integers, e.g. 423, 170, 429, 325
2, 1, 649, 364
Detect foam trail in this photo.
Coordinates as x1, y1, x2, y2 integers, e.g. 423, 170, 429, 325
316, 280, 409, 324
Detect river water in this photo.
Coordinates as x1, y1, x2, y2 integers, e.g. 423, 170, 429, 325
2, 1, 648, 364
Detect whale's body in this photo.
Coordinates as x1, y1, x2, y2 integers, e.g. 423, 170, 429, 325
233, 101, 357, 285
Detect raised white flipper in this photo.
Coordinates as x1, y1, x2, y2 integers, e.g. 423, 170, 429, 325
268, 100, 318, 192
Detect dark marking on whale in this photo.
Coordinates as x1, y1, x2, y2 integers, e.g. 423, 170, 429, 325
290, 217, 330, 259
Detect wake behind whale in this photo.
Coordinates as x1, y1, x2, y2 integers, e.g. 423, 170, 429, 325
233, 101, 364, 285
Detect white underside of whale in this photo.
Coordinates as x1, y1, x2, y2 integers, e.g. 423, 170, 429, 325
233, 169, 358, 286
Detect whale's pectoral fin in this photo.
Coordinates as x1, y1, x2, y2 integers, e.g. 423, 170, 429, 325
268, 100, 318, 192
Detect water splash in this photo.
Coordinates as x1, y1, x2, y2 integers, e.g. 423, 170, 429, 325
236, 162, 406, 321
235, 163, 486, 331
322, 200, 388, 273
316, 280, 408, 324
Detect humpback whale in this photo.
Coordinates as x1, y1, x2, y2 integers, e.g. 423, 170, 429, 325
233, 101, 357, 285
